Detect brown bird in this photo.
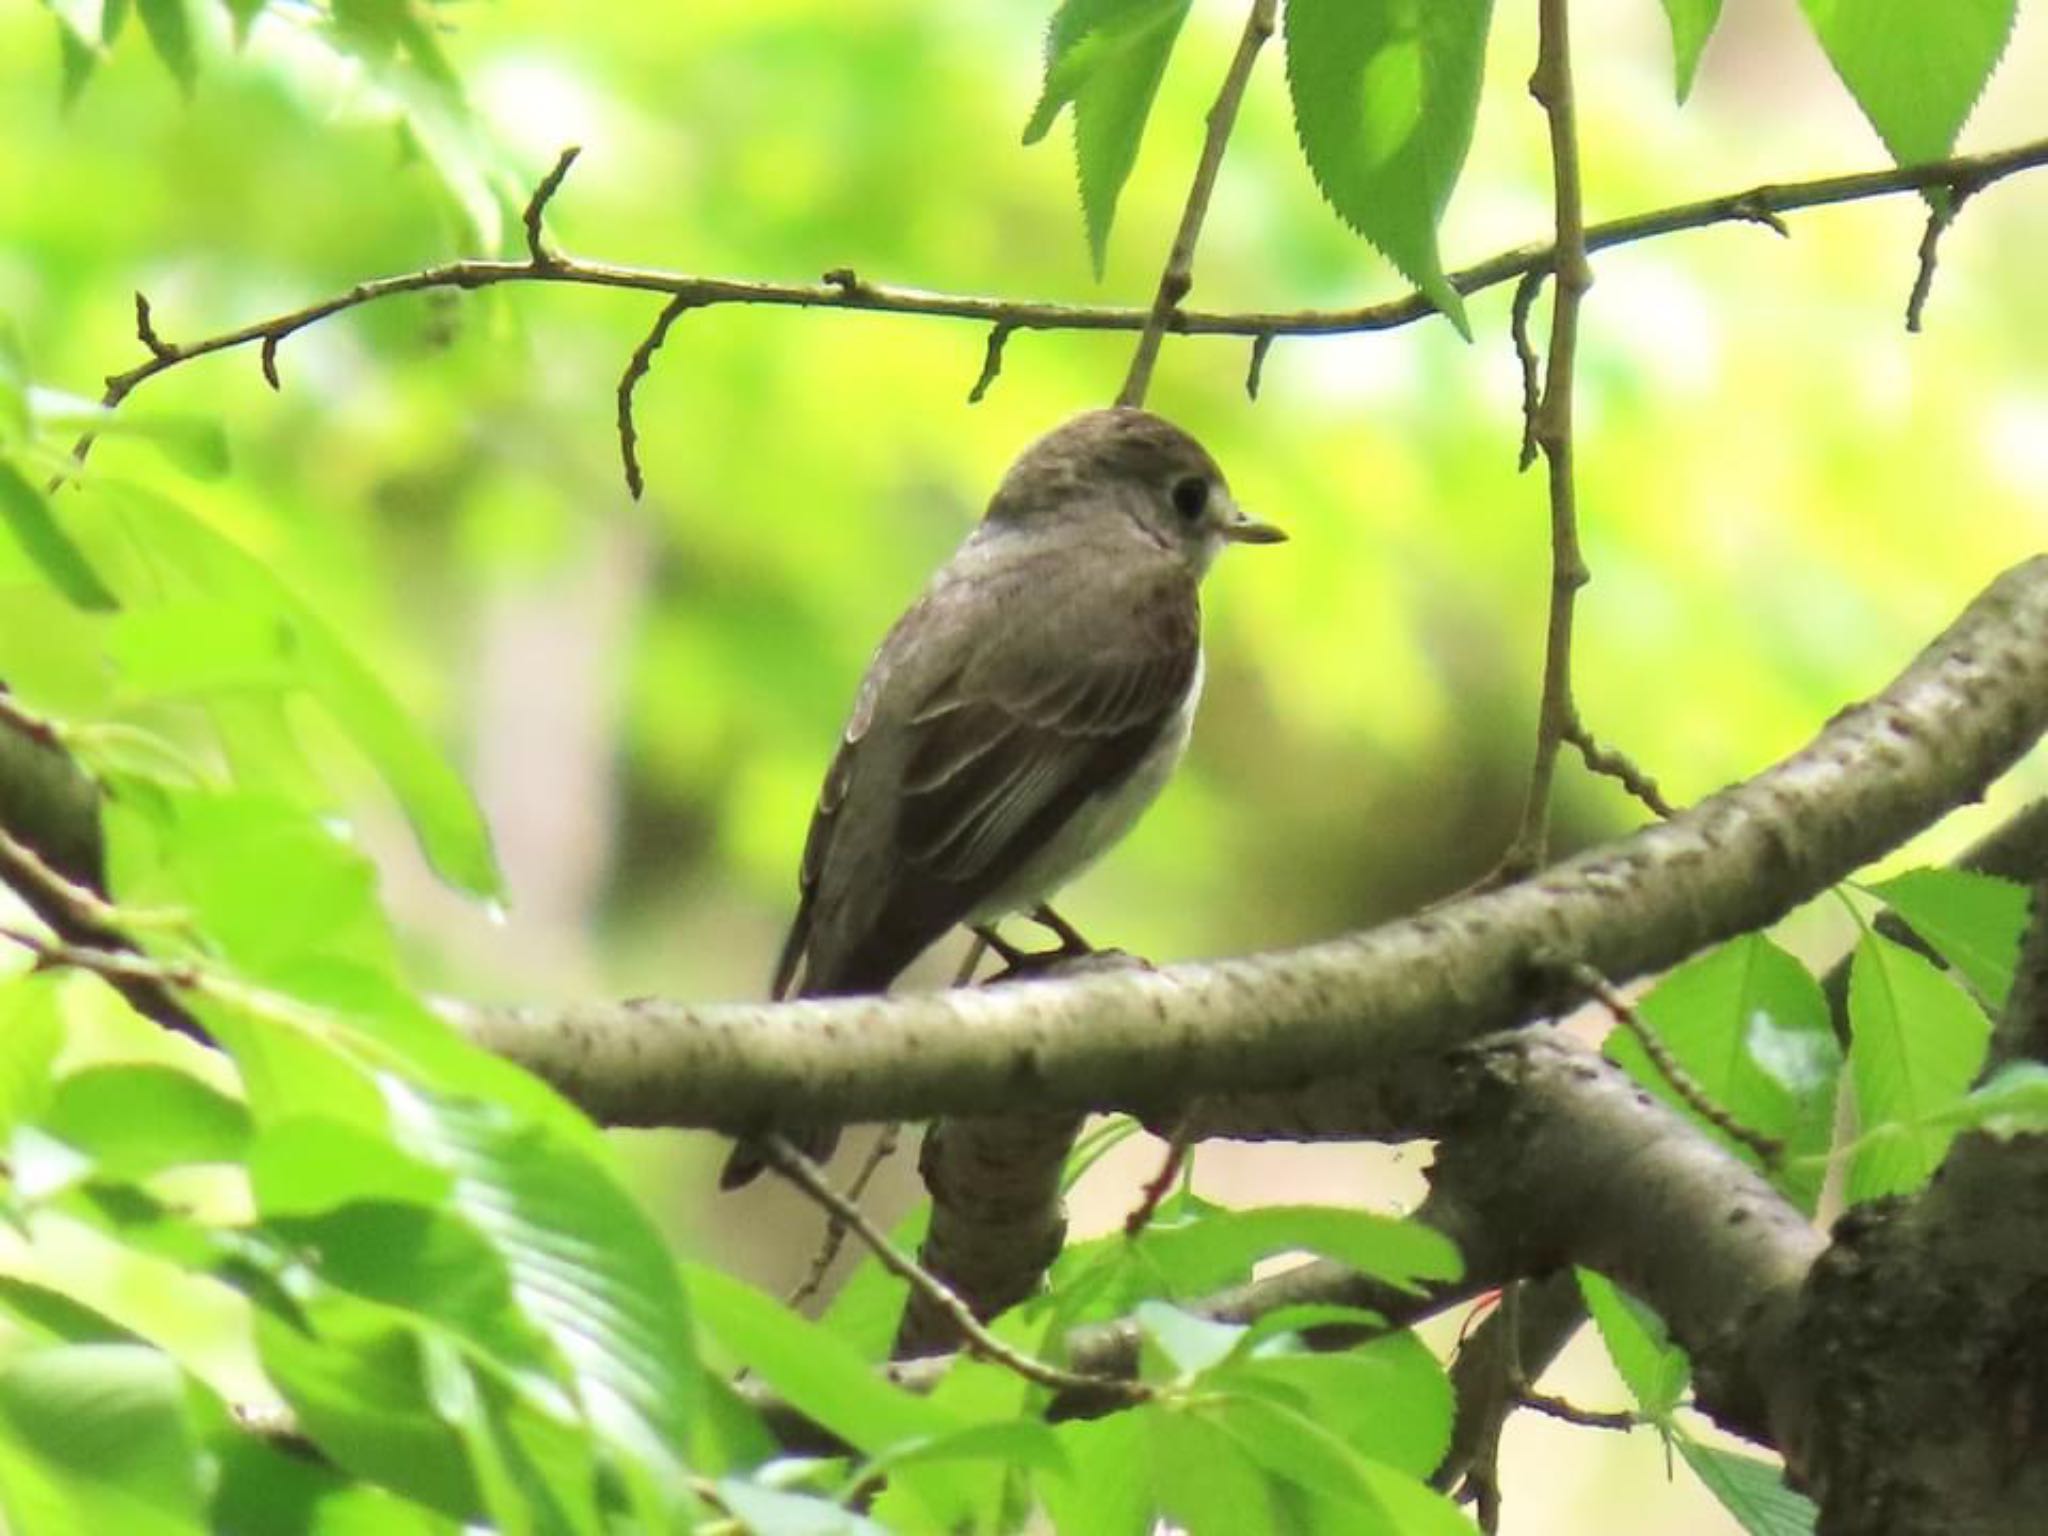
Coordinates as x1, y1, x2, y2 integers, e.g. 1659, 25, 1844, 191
721, 407, 1283, 1187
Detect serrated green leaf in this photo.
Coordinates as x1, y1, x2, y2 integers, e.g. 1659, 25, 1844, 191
1044, 1411, 1149, 1536
1136, 1300, 1243, 1380
0, 1346, 207, 1536
689, 1263, 948, 1458
1675, 1434, 1816, 1535
1796, 0, 2015, 167
1868, 867, 2027, 1010
1219, 1331, 1452, 1480
859, 1416, 1070, 1484
1606, 935, 1841, 1212
1577, 1269, 1688, 1421
1147, 1405, 1280, 1536
134, 0, 197, 93
1023, 0, 1194, 276
43, 1064, 250, 1178
1659, 0, 1723, 102
1943, 1061, 2048, 1141
249, 1116, 452, 1216
1846, 932, 1992, 1201
1283, 0, 1493, 335
0, 463, 117, 611
1137, 1200, 1461, 1298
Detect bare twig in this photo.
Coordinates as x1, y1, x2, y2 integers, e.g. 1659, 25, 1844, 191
1904, 177, 1979, 333
966, 322, 1014, 404
62, 137, 2048, 494
760, 1133, 1147, 1404
1567, 960, 1784, 1168
1509, 269, 1546, 472
1244, 332, 1275, 400
616, 296, 696, 499
1123, 1115, 1194, 1237
522, 145, 582, 266
1562, 714, 1677, 819
1498, 0, 1594, 884
1513, 1390, 1637, 1431
1, 927, 200, 993
132, 292, 173, 361
784, 1123, 903, 1312
1117, 0, 1278, 409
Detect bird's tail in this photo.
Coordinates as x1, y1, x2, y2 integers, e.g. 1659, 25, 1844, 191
717, 1123, 842, 1190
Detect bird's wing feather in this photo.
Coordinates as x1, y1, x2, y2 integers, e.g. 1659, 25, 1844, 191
896, 562, 1198, 889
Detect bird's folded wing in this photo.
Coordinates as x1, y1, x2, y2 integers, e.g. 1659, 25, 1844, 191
896, 569, 1199, 890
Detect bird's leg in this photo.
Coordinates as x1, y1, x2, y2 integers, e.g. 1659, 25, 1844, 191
952, 931, 991, 986
1030, 903, 1093, 956
969, 923, 1029, 968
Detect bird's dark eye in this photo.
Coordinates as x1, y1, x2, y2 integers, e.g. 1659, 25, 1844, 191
1170, 476, 1209, 522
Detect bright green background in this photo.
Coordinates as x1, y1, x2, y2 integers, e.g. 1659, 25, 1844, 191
3, 2, 2046, 1529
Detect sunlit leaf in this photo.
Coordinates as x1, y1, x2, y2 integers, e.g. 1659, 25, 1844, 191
0, 463, 117, 611
1605, 935, 1841, 1211
1283, 0, 1494, 335
1022, 0, 1194, 276
1218, 1332, 1453, 1481
43, 1064, 250, 1178
1659, 0, 1723, 102
1867, 867, 2027, 1010
1675, 1434, 1816, 1535
1941, 1061, 2048, 1141
1846, 932, 1991, 1201
134, 0, 197, 93
1578, 1268, 1688, 1422
1796, 0, 2015, 167
0, 1344, 206, 1536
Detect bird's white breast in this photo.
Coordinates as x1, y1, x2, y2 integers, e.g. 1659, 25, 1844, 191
967, 649, 1204, 922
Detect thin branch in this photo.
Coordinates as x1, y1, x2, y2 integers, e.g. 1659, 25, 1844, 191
1509, 269, 1546, 472
1513, 1390, 1637, 1431
1562, 714, 1677, 819
616, 296, 695, 499
759, 1133, 1147, 1405
1117, 0, 1278, 409
132, 292, 173, 361
1244, 332, 1275, 400
1499, 0, 1594, 883
522, 145, 581, 266
784, 1123, 902, 1312
966, 322, 1014, 405
1123, 1113, 1194, 1237
1904, 175, 1982, 334
63, 135, 2048, 485
1566, 960, 1784, 1168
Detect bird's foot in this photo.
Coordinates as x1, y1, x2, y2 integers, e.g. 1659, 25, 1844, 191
1029, 903, 1094, 956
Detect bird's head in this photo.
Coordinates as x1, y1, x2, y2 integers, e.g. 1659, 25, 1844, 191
985, 407, 1286, 576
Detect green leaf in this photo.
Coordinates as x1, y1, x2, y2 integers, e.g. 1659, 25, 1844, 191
0, 977, 65, 1136
134, 0, 197, 93
716, 1478, 887, 1536
1135, 1300, 1244, 1380
820, 1203, 928, 1360
43, 1064, 251, 1179
249, 1116, 452, 1216
1577, 1269, 1688, 1422
1146, 1405, 1280, 1536
1675, 1435, 1817, 1536
1045, 1411, 1150, 1536
1136, 1200, 1461, 1299
1219, 1332, 1452, 1480
1943, 1061, 2048, 1141
385, 1084, 699, 1512
1022, 0, 1194, 277
0, 463, 117, 611
0, 1345, 206, 1536
1283, 0, 1494, 336
688, 1263, 948, 1457
858, 1417, 1070, 1483
1605, 935, 1841, 1211
209, 1433, 458, 1536
1658, 0, 1723, 102
220, 0, 266, 47
1796, 0, 2015, 167
93, 482, 500, 895
1868, 867, 2028, 1010
1846, 932, 1992, 1201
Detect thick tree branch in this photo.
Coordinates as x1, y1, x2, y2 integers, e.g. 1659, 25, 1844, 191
461, 556, 2048, 1131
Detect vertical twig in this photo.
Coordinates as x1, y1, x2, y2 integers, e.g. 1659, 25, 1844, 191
1498, 0, 1593, 881
1117, 0, 1279, 409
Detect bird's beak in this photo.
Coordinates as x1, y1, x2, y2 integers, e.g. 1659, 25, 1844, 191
1221, 505, 1288, 545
